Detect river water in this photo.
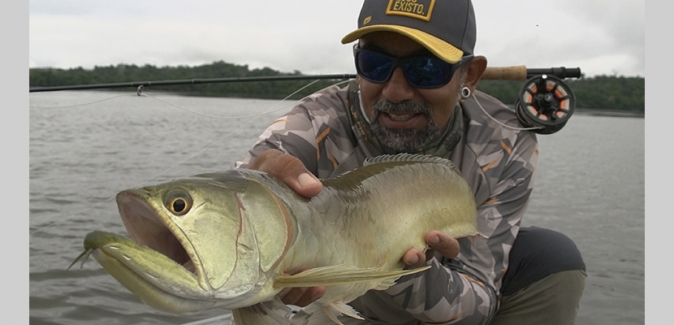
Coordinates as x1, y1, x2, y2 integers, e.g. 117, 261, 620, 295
28, 90, 644, 325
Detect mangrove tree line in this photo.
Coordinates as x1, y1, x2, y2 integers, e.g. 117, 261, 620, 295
29, 61, 644, 113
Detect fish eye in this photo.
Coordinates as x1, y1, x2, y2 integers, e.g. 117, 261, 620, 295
164, 190, 193, 216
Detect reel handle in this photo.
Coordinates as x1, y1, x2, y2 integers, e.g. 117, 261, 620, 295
482, 66, 582, 81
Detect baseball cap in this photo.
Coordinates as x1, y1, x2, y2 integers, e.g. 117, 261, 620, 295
341, 0, 476, 64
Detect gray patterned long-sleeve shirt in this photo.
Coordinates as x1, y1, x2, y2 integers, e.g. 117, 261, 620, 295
236, 81, 538, 324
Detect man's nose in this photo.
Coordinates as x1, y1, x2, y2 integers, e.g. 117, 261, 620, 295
381, 67, 415, 103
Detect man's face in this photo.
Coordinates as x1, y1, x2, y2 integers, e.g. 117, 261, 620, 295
358, 32, 464, 152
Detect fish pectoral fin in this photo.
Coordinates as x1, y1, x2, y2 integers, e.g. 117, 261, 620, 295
273, 264, 431, 288
322, 304, 345, 325
329, 302, 364, 320
231, 296, 292, 325
318, 301, 364, 325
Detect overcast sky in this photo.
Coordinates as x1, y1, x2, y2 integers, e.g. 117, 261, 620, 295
29, 0, 645, 78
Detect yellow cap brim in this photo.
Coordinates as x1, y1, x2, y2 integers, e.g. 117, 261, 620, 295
341, 25, 464, 64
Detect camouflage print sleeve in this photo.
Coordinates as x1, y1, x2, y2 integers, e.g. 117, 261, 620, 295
459, 101, 540, 295
235, 84, 358, 178
348, 254, 497, 324
235, 102, 319, 172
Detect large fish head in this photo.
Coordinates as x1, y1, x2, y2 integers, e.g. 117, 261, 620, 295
97, 169, 297, 312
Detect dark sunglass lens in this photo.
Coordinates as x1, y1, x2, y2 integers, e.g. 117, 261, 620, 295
357, 51, 393, 83
404, 57, 452, 88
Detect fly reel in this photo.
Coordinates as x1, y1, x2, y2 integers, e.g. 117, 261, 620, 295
514, 74, 576, 134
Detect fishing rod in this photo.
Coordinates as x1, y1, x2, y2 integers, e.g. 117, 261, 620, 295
29, 74, 356, 93
28, 66, 581, 93
30, 65, 582, 135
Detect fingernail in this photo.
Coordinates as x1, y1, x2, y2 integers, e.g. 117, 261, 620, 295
298, 173, 318, 188
429, 235, 440, 244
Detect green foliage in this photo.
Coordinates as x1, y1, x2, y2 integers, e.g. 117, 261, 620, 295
30, 61, 644, 112
29, 61, 339, 100
475, 80, 523, 106
565, 75, 644, 112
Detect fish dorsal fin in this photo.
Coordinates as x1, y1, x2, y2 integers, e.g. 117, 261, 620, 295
364, 153, 458, 170
273, 264, 430, 288
322, 154, 458, 191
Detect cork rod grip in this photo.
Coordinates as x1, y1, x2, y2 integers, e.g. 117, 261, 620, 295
481, 65, 528, 81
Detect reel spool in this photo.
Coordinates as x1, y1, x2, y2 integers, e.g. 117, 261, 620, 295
514, 74, 576, 134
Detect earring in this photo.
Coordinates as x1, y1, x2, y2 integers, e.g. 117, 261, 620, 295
461, 87, 471, 99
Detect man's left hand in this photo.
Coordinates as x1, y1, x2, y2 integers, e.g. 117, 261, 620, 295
402, 230, 460, 268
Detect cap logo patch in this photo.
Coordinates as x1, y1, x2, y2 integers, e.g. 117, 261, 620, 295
386, 0, 435, 21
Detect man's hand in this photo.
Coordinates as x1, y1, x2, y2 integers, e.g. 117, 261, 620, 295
248, 149, 322, 198
402, 230, 461, 268
248, 150, 325, 306
277, 268, 327, 307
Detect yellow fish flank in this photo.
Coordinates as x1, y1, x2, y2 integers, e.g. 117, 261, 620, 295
72, 154, 480, 325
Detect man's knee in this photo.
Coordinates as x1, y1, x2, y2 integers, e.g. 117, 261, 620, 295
491, 269, 586, 325
501, 226, 585, 296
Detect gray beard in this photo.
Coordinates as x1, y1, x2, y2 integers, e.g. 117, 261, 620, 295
368, 100, 441, 153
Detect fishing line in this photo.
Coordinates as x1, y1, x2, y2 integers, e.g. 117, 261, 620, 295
29, 78, 353, 237
471, 93, 544, 131
126, 79, 334, 177
137, 79, 329, 119
125, 79, 352, 173
28, 93, 135, 109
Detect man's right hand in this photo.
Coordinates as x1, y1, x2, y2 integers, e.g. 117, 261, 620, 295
248, 149, 322, 198
247, 149, 325, 306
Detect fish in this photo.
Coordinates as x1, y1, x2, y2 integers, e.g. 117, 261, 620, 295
71, 154, 480, 325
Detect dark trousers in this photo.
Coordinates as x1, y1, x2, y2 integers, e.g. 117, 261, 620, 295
489, 226, 587, 325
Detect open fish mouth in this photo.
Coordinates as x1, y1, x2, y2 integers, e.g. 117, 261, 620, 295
67, 189, 224, 313
115, 189, 199, 276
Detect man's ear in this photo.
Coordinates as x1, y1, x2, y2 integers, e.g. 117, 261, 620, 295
462, 56, 488, 95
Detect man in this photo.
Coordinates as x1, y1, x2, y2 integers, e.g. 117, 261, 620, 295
237, 0, 586, 324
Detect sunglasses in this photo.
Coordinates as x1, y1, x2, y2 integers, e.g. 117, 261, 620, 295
353, 46, 473, 89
